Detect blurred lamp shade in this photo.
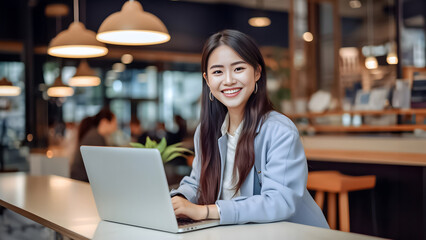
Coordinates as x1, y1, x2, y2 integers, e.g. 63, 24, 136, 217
0, 77, 21, 96
365, 56, 378, 69
69, 60, 101, 87
47, 76, 74, 97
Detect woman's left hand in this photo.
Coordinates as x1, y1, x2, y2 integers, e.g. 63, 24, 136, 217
171, 196, 207, 220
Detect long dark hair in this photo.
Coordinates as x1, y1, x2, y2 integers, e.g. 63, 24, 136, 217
198, 30, 274, 204
77, 107, 115, 143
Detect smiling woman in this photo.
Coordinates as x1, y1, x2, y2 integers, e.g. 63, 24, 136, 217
169, 30, 329, 228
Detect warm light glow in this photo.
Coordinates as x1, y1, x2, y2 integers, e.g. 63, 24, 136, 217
48, 45, 108, 58
365, 56, 378, 69
112, 63, 126, 72
47, 86, 74, 97
49, 177, 72, 188
46, 150, 54, 159
0, 86, 21, 96
27, 134, 33, 142
97, 30, 170, 46
121, 54, 133, 64
349, 0, 362, 8
302, 32, 314, 42
386, 52, 398, 64
248, 17, 271, 27
69, 76, 101, 87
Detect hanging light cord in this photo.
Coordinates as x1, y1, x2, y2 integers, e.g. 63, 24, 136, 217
367, 0, 373, 47
74, 0, 79, 23
388, 0, 392, 40
256, 0, 264, 10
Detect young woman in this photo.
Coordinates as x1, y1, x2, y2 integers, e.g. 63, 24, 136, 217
71, 108, 117, 182
170, 30, 328, 228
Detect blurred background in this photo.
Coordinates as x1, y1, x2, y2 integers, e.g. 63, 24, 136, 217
0, 0, 425, 239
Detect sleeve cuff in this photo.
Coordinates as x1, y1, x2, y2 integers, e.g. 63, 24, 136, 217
215, 200, 236, 224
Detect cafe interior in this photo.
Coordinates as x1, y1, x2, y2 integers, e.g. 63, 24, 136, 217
0, 0, 425, 239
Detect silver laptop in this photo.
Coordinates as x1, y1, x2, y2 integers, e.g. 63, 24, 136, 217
80, 146, 220, 233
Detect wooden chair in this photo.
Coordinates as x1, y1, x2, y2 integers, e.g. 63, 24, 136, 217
307, 171, 376, 232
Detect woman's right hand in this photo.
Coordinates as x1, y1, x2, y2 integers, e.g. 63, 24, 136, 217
171, 196, 207, 220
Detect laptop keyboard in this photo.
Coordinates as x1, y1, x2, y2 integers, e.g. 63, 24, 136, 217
177, 218, 201, 226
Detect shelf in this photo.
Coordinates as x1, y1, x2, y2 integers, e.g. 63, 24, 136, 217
306, 124, 426, 133
289, 109, 426, 133
305, 148, 426, 166
288, 109, 426, 119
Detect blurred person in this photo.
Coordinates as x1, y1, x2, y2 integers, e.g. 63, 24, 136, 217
70, 108, 117, 182
130, 115, 143, 143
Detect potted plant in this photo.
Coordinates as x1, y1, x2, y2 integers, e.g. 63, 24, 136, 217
130, 137, 193, 163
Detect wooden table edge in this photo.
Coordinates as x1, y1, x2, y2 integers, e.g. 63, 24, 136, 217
0, 199, 90, 240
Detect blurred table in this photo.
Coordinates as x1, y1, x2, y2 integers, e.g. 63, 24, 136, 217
302, 136, 426, 239
0, 173, 385, 240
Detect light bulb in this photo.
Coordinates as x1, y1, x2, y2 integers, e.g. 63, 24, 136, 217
365, 56, 378, 69
386, 52, 398, 65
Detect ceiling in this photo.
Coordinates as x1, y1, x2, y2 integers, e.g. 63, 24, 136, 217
182, 0, 393, 18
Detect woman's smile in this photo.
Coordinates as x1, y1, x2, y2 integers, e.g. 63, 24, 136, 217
222, 88, 242, 97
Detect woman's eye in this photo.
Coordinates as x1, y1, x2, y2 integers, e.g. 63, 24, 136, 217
235, 67, 245, 72
212, 70, 222, 74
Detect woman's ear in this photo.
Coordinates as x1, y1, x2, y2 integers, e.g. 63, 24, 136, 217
255, 65, 262, 82
203, 72, 210, 87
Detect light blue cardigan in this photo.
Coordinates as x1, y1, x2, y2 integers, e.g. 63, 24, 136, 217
170, 111, 329, 228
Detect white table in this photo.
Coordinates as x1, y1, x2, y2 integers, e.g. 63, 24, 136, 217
0, 173, 385, 240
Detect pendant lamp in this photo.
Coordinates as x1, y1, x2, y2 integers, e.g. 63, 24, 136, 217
249, 17, 271, 27
386, 0, 398, 65
364, 0, 377, 70
365, 56, 378, 69
48, 0, 108, 58
248, 0, 271, 27
47, 76, 74, 97
386, 51, 398, 65
0, 77, 21, 97
69, 60, 101, 87
96, 0, 170, 46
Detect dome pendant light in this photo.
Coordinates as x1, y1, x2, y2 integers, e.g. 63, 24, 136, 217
69, 60, 101, 87
47, 76, 74, 97
364, 0, 378, 70
386, 51, 398, 65
248, 0, 271, 27
48, 0, 108, 58
96, 0, 170, 46
365, 56, 378, 69
0, 77, 21, 97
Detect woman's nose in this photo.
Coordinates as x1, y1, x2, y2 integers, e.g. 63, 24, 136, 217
224, 71, 235, 85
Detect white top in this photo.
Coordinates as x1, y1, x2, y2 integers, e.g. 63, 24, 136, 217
0, 173, 384, 240
220, 114, 244, 200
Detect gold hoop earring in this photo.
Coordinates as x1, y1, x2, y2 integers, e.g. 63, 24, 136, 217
209, 91, 214, 101
254, 82, 258, 94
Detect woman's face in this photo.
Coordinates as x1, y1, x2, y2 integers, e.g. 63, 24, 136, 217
204, 45, 260, 113
100, 116, 118, 136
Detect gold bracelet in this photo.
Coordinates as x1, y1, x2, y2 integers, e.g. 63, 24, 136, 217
205, 205, 209, 219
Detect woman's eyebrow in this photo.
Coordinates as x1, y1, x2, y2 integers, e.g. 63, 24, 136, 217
230, 61, 246, 66
209, 61, 246, 69
209, 64, 223, 69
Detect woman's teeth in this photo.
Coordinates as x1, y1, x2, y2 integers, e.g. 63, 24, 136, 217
223, 89, 241, 94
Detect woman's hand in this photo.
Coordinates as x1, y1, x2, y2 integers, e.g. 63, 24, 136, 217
171, 196, 207, 220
